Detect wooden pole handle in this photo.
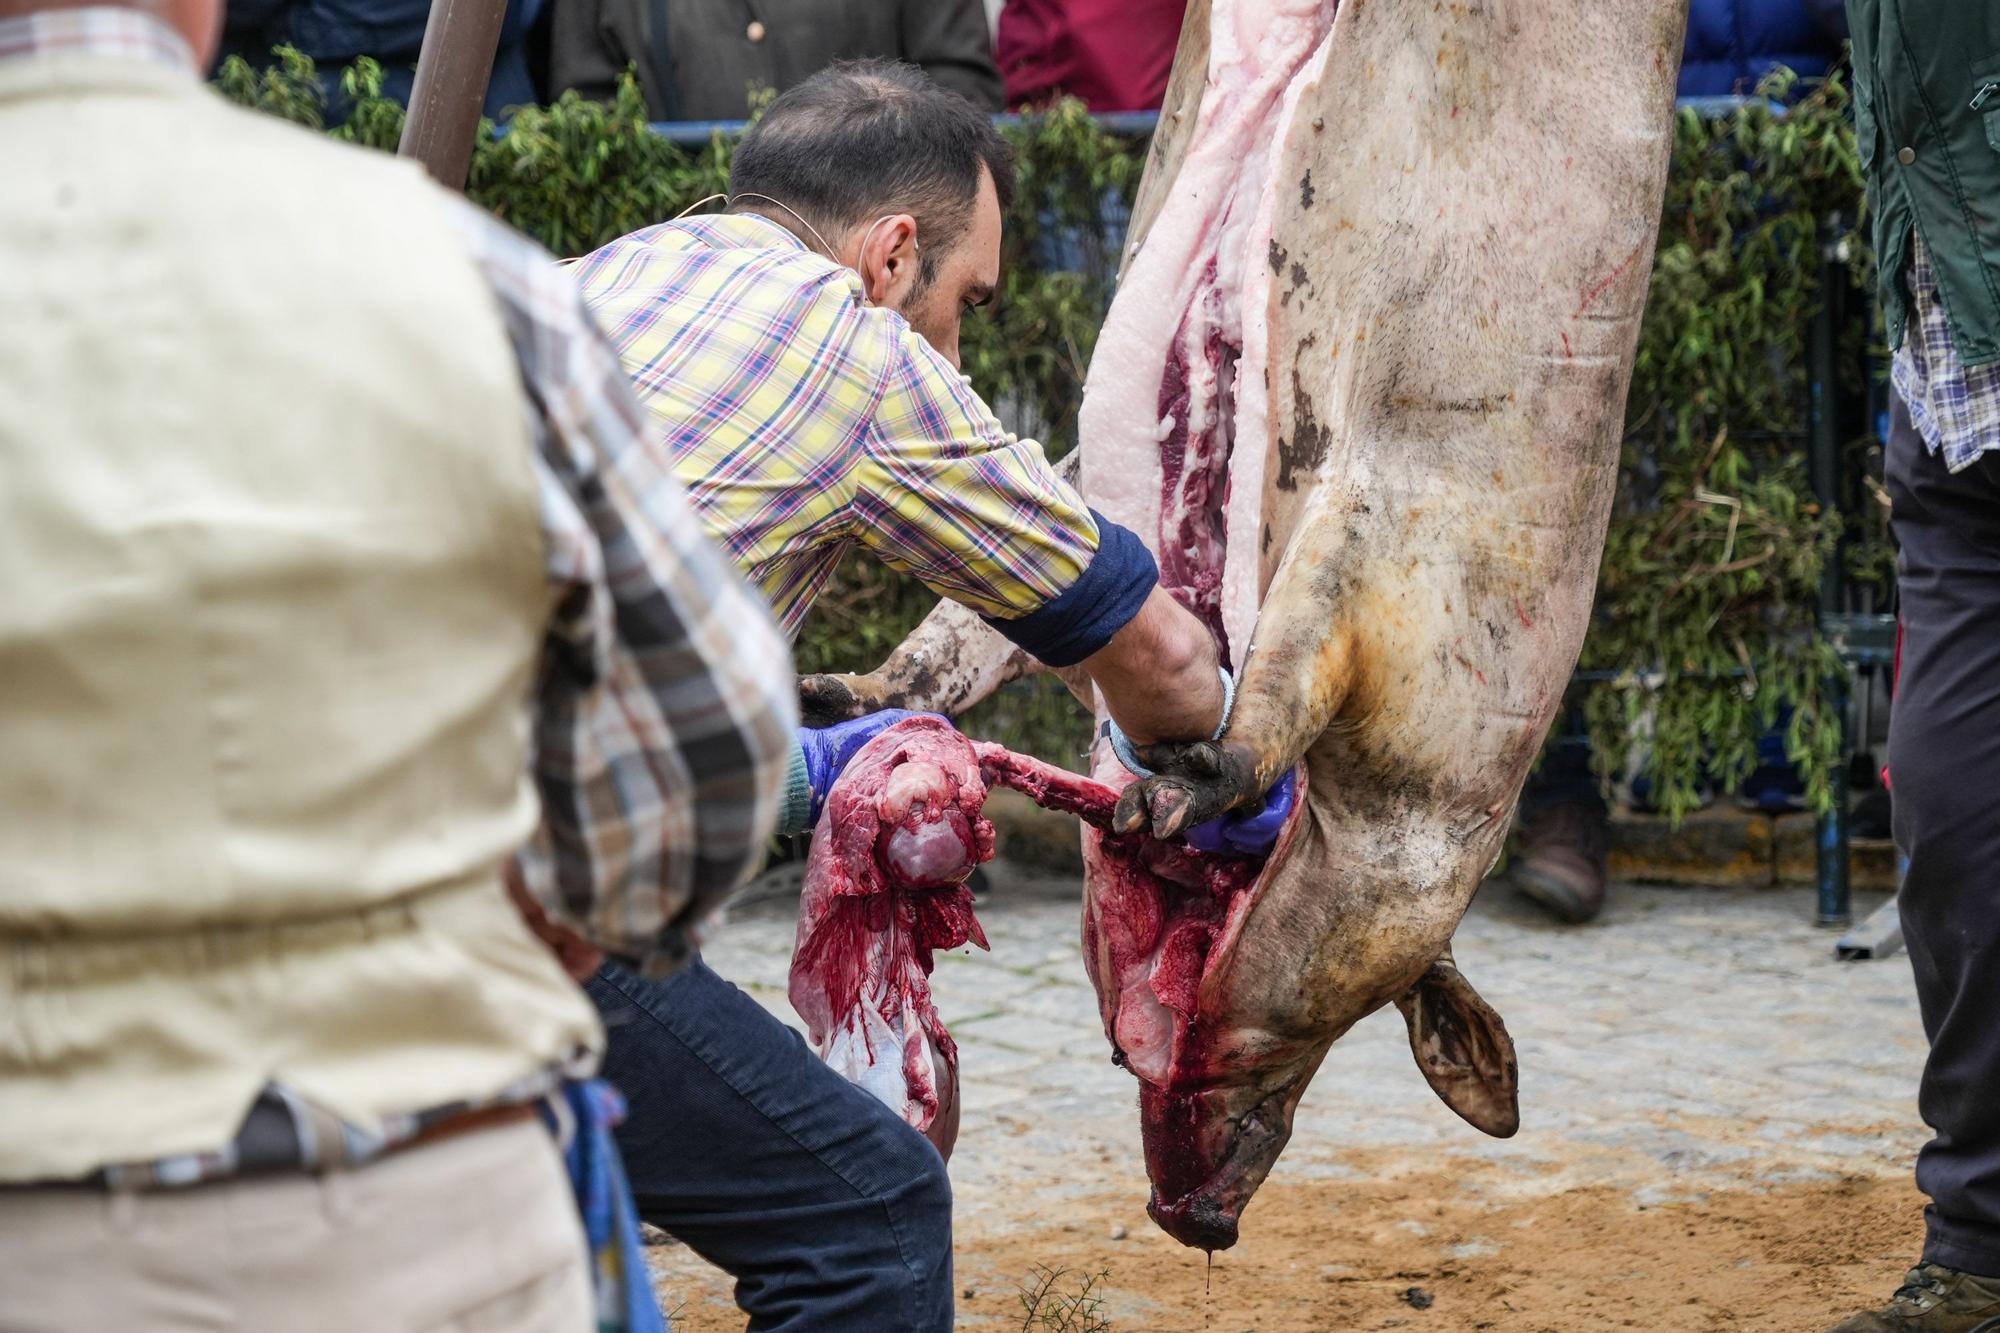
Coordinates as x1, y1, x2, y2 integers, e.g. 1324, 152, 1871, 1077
397, 0, 508, 192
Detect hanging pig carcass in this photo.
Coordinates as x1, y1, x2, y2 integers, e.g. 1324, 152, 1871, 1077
802, 0, 1689, 1250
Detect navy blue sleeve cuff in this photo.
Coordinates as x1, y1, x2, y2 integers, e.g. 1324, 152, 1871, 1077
980, 511, 1158, 668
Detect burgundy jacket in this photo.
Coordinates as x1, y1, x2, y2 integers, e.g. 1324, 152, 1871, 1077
996, 0, 1186, 113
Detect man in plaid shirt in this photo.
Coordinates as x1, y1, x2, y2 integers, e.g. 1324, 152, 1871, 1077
1831, 4, 2000, 1331
570, 60, 1269, 1332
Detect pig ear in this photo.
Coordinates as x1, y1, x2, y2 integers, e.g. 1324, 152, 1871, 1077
1393, 953, 1520, 1138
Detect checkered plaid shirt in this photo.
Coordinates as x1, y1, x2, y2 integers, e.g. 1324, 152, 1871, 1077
572, 214, 1101, 635
4, 7, 795, 1190
1893, 236, 2000, 473
457, 201, 795, 975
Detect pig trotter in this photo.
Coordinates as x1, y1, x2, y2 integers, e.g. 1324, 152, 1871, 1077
797, 672, 888, 727
1112, 738, 1266, 839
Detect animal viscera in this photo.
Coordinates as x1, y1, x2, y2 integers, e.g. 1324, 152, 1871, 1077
789, 719, 1267, 1164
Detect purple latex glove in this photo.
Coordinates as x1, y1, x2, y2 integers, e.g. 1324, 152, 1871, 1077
1183, 767, 1298, 858
799, 710, 948, 822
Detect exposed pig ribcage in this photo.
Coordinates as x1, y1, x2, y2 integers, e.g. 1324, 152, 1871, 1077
1156, 261, 1238, 664
1084, 0, 1339, 666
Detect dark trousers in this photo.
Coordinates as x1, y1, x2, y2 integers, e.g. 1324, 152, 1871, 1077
586, 959, 954, 1331
1884, 395, 2000, 1278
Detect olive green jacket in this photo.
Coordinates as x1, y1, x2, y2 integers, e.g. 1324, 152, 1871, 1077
1848, 0, 2000, 367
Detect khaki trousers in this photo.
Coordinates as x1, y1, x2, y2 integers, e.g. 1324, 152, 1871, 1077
0, 1117, 594, 1332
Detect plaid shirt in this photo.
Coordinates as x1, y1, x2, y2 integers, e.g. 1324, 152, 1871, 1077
6, 9, 794, 1194
0, 1, 191, 61
461, 203, 796, 975
1893, 236, 2000, 473
573, 214, 1101, 635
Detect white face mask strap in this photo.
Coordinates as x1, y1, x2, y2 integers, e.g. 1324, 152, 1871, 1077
671, 192, 728, 221
857, 214, 920, 264
684, 194, 921, 300
725, 192, 842, 260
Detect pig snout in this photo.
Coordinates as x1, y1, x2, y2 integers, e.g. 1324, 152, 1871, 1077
1138, 1074, 1306, 1252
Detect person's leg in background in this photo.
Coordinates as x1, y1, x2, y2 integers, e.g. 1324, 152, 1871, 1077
1506, 697, 1612, 924
1830, 394, 2000, 1332
588, 958, 953, 1333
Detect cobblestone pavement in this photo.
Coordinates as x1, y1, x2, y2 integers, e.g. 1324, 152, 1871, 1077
649, 871, 1929, 1326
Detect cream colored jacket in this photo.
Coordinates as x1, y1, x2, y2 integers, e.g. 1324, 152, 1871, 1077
0, 44, 603, 1182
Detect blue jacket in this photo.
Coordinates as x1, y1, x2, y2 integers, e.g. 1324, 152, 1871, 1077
1678, 0, 1845, 98
217, 0, 547, 121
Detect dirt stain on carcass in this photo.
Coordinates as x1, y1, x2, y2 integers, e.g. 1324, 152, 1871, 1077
1276, 339, 1330, 492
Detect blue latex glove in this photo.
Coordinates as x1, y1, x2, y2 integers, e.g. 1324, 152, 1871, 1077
798, 710, 946, 824
1183, 767, 1298, 858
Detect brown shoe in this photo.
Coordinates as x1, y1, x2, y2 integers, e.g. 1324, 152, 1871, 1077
1510, 800, 1607, 924
1826, 1264, 2000, 1331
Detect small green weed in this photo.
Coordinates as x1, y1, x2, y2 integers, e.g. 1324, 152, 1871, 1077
1017, 1264, 1113, 1332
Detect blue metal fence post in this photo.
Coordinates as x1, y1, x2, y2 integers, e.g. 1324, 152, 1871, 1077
1808, 216, 1852, 928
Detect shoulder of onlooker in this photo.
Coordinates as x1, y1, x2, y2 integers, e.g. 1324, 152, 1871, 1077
436, 195, 586, 338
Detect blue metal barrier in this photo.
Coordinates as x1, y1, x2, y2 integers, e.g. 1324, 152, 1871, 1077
647, 109, 1164, 147
645, 97, 1771, 148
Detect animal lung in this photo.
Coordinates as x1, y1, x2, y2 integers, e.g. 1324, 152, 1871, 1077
789, 718, 993, 1161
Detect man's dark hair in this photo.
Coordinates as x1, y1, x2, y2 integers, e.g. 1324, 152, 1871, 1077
728, 59, 1016, 297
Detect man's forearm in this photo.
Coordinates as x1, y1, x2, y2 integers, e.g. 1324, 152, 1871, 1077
1083, 585, 1226, 747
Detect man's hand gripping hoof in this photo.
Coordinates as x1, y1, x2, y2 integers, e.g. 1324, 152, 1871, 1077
1112, 738, 1276, 844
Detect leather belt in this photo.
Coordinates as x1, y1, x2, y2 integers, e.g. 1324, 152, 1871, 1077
389, 1102, 540, 1158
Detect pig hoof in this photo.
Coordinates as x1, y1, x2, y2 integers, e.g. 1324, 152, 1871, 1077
798, 673, 874, 726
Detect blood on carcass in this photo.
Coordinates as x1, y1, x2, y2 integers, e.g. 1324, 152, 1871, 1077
790, 719, 1264, 1165
789, 718, 992, 1161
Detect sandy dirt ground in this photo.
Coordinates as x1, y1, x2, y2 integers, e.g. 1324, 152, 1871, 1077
644, 877, 1931, 1331
655, 1165, 1921, 1332
948, 1165, 1923, 1331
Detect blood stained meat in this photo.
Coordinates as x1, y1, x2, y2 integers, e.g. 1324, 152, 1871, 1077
791, 719, 1264, 1164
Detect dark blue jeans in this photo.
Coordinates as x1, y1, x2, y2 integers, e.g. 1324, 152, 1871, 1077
586, 959, 954, 1331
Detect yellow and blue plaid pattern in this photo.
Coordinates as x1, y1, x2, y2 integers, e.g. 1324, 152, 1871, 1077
573, 213, 1100, 634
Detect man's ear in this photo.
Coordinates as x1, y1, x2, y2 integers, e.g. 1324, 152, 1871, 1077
1393, 948, 1520, 1137
853, 213, 919, 307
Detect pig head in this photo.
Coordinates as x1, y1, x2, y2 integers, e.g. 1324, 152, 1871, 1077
804, 0, 1688, 1250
